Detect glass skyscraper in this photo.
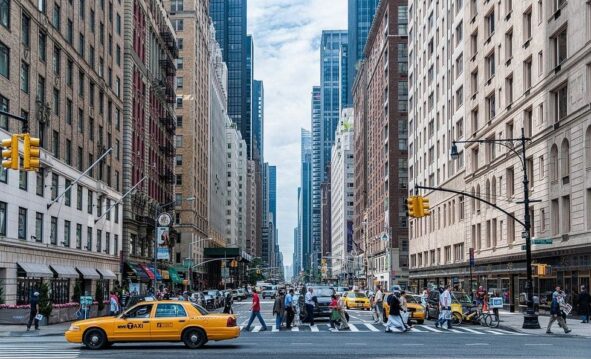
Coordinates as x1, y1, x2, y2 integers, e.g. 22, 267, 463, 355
299, 128, 312, 273
252, 80, 264, 164
347, 0, 379, 104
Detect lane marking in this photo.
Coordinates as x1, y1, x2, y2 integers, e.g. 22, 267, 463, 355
524, 344, 552, 346
489, 328, 528, 335
418, 325, 442, 333
365, 323, 380, 332
466, 343, 490, 346
401, 343, 425, 346
456, 327, 486, 334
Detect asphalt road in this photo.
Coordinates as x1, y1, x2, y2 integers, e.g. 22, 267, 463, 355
1, 300, 588, 359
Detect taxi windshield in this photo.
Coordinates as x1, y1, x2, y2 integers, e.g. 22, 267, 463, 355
405, 295, 419, 304
348, 292, 367, 299
452, 292, 473, 304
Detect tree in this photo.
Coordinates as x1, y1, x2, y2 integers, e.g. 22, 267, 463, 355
0, 280, 4, 304
38, 282, 53, 318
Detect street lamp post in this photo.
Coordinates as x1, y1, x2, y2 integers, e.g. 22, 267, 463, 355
450, 127, 540, 329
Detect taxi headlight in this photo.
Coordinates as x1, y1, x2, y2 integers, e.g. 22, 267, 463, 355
68, 325, 80, 331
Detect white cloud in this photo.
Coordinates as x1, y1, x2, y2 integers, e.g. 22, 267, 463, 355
248, 0, 347, 266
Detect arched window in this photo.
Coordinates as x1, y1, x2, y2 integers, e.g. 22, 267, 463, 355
560, 139, 570, 181
585, 126, 591, 170
491, 176, 497, 205
476, 184, 481, 211
485, 179, 491, 204
550, 144, 559, 181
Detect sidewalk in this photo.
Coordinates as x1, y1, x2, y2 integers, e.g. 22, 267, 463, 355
498, 309, 591, 338
0, 322, 71, 338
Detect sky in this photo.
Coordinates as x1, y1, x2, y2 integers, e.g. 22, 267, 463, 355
247, 0, 348, 266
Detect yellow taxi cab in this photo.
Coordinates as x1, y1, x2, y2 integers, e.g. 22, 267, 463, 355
65, 300, 239, 350
342, 291, 371, 310
382, 293, 426, 324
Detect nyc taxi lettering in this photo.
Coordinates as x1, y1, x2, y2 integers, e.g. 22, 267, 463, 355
125, 323, 144, 329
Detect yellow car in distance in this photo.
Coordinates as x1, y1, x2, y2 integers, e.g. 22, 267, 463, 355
382, 293, 426, 324
343, 291, 371, 310
65, 300, 239, 350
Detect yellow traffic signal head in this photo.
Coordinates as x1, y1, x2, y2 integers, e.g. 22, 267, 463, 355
407, 196, 418, 218
23, 134, 41, 170
1, 135, 19, 170
420, 196, 431, 216
230, 259, 238, 268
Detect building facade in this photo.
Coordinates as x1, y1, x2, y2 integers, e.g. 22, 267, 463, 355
409, 0, 591, 304
225, 121, 247, 250
299, 128, 312, 272
331, 109, 355, 280
353, 0, 409, 290
0, 0, 123, 305
320, 169, 332, 260
347, 0, 379, 105
312, 31, 348, 273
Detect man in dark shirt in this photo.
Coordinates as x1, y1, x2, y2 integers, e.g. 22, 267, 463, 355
27, 291, 40, 331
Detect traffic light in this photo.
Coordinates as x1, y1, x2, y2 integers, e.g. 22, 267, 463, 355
407, 196, 419, 218
1, 135, 19, 170
418, 196, 431, 217
23, 134, 40, 171
256, 269, 261, 275
534, 264, 552, 277
230, 259, 238, 268
321, 258, 326, 265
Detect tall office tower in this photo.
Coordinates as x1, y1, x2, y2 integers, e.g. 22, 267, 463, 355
225, 121, 247, 249
293, 225, 301, 277
246, 160, 258, 256
209, 23, 230, 252
261, 162, 270, 265
167, 0, 211, 285
0, 0, 123, 304
300, 128, 312, 271
209, 0, 252, 157
312, 31, 348, 272
409, 0, 591, 296
331, 109, 355, 281
353, 0, 408, 290
347, 0, 379, 105
252, 80, 264, 165
268, 165, 277, 223
320, 169, 332, 259
122, 0, 177, 287
244, 35, 253, 158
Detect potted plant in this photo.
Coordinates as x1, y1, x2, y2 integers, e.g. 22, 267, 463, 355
38, 282, 52, 326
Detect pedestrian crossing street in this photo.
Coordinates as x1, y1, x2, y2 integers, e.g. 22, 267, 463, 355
240, 322, 528, 336
0, 343, 80, 358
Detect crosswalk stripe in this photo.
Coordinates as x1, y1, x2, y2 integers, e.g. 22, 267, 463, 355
240, 325, 245, 330
488, 329, 527, 335
418, 325, 443, 333
252, 325, 262, 332
348, 324, 359, 332
310, 325, 319, 332
448, 329, 463, 333
457, 327, 486, 334
410, 326, 428, 332
272, 325, 279, 332
291, 326, 299, 332
365, 323, 380, 332
486, 330, 504, 335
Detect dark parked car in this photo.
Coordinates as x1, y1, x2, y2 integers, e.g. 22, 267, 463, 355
202, 294, 216, 310
299, 286, 335, 321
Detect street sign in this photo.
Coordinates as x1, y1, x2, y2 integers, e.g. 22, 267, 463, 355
532, 239, 553, 245
183, 258, 193, 268
521, 231, 528, 239
380, 232, 389, 241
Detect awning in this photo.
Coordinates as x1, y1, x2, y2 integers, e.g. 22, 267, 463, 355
147, 264, 162, 281
96, 268, 117, 280
76, 267, 101, 279
49, 265, 79, 279
125, 262, 150, 282
167, 267, 183, 284
17, 262, 53, 278
139, 264, 155, 280
161, 270, 170, 280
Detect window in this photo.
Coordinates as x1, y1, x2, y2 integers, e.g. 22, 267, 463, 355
562, 195, 571, 233
527, 157, 534, 190
77, 184, 83, 210
486, 51, 495, 79
486, 10, 495, 38
19, 170, 28, 190
18, 207, 27, 240
22, 13, 30, 47
524, 57, 532, 90
176, 155, 183, 166
470, 69, 478, 95
0, 201, 6, 236
155, 303, 187, 318
87, 190, 93, 214
52, 3, 60, 29
0, 95, 8, 130
50, 173, 58, 200
170, 0, 184, 11
39, 31, 47, 62
173, 19, 183, 31
560, 139, 570, 182
507, 213, 515, 244
506, 167, 514, 198
455, 53, 463, 78
35, 212, 43, 243
523, 8, 532, 42
66, 58, 73, 86
470, 31, 478, 57
53, 45, 61, 75
66, 19, 73, 44
553, 83, 568, 122
176, 135, 183, 148
505, 29, 513, 60
472, 147, 479, 172
76, 224, 82, 249
0, 41, 8, 78
455, 21, 463, 46
524, 108, 533, 137
505, 75, 513, 105
96, 229, 102, 253
552, 27, 567, 67
50, 216, 57, 245
105, 232, 110, 254
36, 169, 44, 196
20, 62, 29, 93
471, 107, 479, 134
486, 93, 496, 121
86, 227, 92, 251
0, 0, 9, 29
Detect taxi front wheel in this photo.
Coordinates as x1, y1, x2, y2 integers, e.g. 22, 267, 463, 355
183, 328, 207, 349
83, 328, 107, 350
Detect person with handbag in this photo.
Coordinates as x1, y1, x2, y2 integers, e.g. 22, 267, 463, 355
26, 291, 41, 331
109, 291, 120, 316
547, 286, 571, 334
284, 289, 295, 329
336, 293, 349, 330
384, 292, 407, 332
436, 285, 453, 329
374, 285, 384, 324
272, 291, 285, 330
328, 294, 340, 332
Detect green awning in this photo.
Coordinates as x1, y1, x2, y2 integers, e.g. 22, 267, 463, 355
167, 267, 183, 284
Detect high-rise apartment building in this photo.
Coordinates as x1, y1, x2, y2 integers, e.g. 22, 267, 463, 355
209, 0, 252, 157
409, 0, 591, 300
0, 0, 122, 304
167, 0, 211, 285
353, 0, 409, 290
347, 0, 379, 105
331, 109, 355, 280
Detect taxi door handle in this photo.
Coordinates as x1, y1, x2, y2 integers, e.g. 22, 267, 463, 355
178, 320, 186, 323
142, 321, 150, 323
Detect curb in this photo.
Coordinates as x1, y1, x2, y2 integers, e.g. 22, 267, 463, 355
0, 331, 64, 338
